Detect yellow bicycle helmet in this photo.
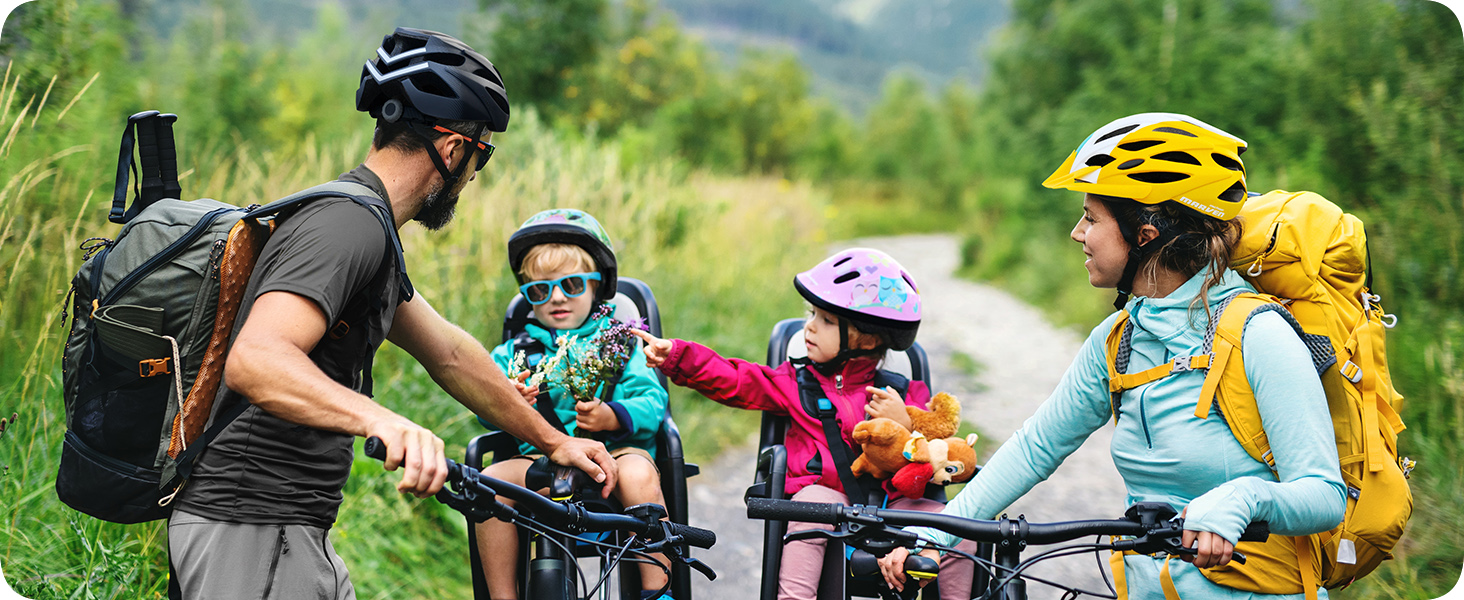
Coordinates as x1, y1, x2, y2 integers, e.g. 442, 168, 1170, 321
1043, 112, 1248, 220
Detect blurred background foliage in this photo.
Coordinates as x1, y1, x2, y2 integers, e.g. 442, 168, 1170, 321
1, 0, 1461, 597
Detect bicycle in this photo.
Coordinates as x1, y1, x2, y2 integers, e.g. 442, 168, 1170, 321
363, 436, 718, 600
746, 497, 1270, 600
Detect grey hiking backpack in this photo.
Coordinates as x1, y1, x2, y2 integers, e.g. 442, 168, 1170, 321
58, 110, 412, 523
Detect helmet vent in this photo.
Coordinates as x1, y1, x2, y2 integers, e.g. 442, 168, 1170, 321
1212, 153, 1244, 172
1153, 151, 1201, 165
1128, 172, 1190, 183
833, 256, 853, 267
1118, 140, 1164, 152
1219, 182, 1246, 203
1117, 159, 1145, 170
833, 272, 860, 284
1095, 124, 1140, 144
1085, 154, 1116, 167
1154, 126, 1198, 137
902, 273, 918, 293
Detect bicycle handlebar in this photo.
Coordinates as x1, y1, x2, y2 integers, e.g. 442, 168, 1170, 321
362, 436, 716, 550
747, 497, 1269, 556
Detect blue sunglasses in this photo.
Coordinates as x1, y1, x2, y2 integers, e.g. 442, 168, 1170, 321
520, 272, 601, 305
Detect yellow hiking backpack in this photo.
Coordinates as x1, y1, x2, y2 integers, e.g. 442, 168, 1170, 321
1104, 190, 1414, 599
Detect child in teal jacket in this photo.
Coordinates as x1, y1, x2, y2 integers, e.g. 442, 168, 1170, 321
476, 209, 672, 600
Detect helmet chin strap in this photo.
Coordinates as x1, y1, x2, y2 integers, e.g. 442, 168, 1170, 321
407, 121, 474, 187
1112, 223, 1175, 311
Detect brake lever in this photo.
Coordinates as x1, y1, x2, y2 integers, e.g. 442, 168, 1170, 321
785, 528, 852, 543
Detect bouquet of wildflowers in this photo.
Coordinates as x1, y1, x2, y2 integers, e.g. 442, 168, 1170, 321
509, 304, 649, 406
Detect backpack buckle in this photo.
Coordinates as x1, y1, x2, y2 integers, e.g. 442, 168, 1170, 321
139, 357, 172, 378
1340, 360, 1363, 383
1171, 354, 1210, 373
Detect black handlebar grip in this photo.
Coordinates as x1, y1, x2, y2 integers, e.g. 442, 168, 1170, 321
746, 498, 843, 524
667, 522, 717, 549
1239, 521, 1270, 543
364, 436, 387, 461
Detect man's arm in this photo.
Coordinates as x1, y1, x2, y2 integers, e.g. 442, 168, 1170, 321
387, 293, 618, 493
225, 291, 447, 498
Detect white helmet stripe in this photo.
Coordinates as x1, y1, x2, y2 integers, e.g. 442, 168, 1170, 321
377, 46, 428, 65
1070, 112, 1245, 181
366, 60, 432, 84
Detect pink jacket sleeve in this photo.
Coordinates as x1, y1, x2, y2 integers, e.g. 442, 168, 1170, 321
903, 379, 932, 411
658, 339, 795, 416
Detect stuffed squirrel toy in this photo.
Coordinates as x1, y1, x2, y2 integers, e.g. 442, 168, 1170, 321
849, 393, 980, 498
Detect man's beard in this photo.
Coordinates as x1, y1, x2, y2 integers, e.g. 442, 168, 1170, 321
413, 180, 460, 231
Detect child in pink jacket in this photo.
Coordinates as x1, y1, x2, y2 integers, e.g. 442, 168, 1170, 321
632, 248, 976, 600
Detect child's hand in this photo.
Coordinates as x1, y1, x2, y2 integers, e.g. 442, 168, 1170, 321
575, 400, 620, 433
512, 371, 539, 405
628, 329, 673, 369
865, 386, 913, 429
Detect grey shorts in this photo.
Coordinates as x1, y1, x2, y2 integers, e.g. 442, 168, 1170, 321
168, 510, 355, 600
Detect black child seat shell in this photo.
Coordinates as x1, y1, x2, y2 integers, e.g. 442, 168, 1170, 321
744, 318, 987, 600
464, 277, 700, 600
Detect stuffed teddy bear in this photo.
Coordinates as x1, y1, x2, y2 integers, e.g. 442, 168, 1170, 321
888, 433, 980, 499
905, 392, 962, 440
849, 391, 980, 498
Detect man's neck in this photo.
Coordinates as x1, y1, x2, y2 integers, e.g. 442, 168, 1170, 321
362, 149, 431, 229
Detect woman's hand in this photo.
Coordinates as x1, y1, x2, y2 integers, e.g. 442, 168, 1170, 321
629, 328, 673, 369
865, 386, 913, 429
1181, 529, 1235, 568
877, 546, 939, 592
512, 371, 539, 405
575, 400, 620, 433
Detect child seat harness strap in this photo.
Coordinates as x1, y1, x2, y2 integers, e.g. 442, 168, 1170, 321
511, 333, 570, 436
795, 365, 909, 504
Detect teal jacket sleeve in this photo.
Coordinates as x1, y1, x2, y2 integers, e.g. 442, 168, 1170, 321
909, 314, 1119, 549
1182, 311, 1346, 542
604, 348, 670, 452
477, 340, 518, 431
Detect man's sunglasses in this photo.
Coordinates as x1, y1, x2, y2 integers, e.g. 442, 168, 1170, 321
433, 125, 496, 172
520, 272, 602, 305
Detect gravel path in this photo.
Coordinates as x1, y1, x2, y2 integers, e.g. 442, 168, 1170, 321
686, 233, 1128, 600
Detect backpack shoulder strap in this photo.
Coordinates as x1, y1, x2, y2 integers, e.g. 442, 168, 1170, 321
247, 181, 416, 303
1200, 292, 1292, 469
796, 366, 877, 503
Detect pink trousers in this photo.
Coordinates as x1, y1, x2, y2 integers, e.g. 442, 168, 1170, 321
778, 484, 979, 600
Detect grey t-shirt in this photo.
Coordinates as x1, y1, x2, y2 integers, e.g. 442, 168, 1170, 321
175, 166, 402, 527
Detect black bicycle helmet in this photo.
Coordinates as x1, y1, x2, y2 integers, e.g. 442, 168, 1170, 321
508, 209, 619, 304
357, 27, 510, 130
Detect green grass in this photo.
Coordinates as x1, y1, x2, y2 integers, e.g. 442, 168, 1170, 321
0, 65, 826, 597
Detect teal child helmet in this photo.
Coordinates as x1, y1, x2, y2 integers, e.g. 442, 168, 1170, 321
507, 209, 618, 303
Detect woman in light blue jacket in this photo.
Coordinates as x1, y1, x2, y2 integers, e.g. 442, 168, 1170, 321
879, 113, 1346, 599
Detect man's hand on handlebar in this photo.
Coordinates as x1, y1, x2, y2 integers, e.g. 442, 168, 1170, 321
365, 419, 448, 498
877, 546, 939, 593
545, 434, 620, 498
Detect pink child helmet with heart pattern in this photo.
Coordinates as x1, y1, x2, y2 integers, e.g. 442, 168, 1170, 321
794, 248, 922, 351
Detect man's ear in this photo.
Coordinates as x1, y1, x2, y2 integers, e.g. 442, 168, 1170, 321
432, 134, 466, 171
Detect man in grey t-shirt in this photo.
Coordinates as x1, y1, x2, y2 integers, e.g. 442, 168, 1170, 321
168, 28, 618, 600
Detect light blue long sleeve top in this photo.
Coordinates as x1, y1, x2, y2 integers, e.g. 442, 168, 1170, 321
911, 268, 1346, 599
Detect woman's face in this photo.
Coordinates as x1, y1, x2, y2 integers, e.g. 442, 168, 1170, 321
1071, 195, 1131, 289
